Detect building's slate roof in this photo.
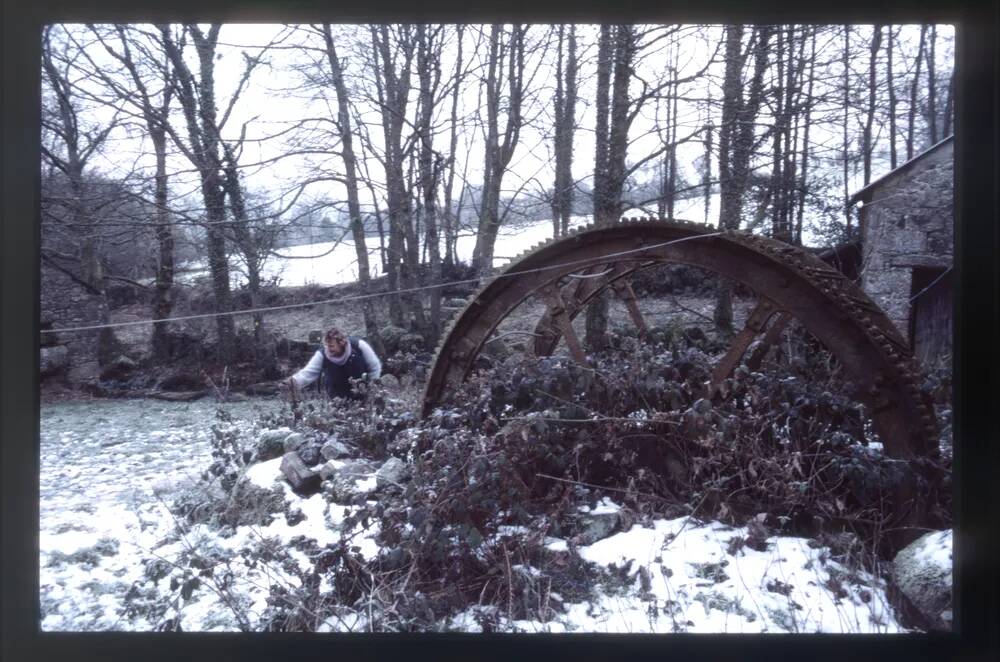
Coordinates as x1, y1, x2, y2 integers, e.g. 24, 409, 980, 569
848, 135, 954, 206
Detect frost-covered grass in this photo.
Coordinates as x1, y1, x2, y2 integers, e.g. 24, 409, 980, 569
39, 397, 280, 630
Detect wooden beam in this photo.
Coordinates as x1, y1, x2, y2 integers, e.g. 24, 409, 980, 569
745, 312, 792, 372
610, 276, 648, 340
542, 284, 588, 365
709, 299, 778, 393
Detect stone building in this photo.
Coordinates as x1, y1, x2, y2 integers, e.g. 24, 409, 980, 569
850, 135, 953, 366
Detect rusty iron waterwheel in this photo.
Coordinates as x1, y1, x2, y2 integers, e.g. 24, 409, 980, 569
422, 219, 940, 542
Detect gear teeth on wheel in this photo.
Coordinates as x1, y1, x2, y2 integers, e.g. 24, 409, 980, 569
424, 218, 938, 456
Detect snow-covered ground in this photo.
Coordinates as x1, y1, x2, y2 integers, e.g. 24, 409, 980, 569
39, 397, 909, 633
39, 397, 279, 630
555, 515, 898, 633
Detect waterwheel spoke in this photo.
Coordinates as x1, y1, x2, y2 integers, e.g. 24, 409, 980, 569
534, 265, 604, 355
745, 312, 793, 372
541, 284, 588, 365
425, 220, 936, 472
609, 275, 648, 340
533, 262, 647, 355
709, 298, 778, 393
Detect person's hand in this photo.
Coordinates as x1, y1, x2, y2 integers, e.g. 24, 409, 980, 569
279, 378, 299, 401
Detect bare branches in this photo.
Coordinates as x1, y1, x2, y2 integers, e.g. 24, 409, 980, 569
40, 22, 955, 358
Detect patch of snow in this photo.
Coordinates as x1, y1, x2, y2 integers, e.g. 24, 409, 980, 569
317, 611, 369, 632
567, 514, 902, 633
353, 475, 378, 493
912, 529, 952, 572
244, 457, 284, 489
590, 497, 621, 515
39, 399, 911, 633
497, 525, 531, 536
545, 537, 568, 552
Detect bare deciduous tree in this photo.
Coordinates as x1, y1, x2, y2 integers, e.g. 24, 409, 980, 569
158, 23, 238, 363
41, 25, 123, 364
320, 23, 382, 352
714, 24, 772, 331
472, 24, 526, 274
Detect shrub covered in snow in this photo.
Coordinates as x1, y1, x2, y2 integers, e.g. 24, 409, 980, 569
104, 326, 951, 632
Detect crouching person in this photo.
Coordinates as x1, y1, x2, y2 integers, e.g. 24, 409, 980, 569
287, 327, 381, 400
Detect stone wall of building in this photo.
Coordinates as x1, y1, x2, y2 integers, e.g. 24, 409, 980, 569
40, 265, 104, 382
859, 139, 954, 337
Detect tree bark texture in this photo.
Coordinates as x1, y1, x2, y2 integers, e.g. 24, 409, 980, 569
160, 23, 236, 363
586, 25, 636, 351
473, 24, 525, 274
714, 25, 772, 332
323, 24, 382, 353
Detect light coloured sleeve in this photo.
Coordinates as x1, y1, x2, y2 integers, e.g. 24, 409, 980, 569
358, 339, 381, 379
290, 350, 325, 389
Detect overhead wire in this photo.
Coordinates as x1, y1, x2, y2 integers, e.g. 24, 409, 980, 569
40, 231, 724, 335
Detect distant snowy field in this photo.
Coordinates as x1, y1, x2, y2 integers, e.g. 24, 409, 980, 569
179, 202, 722, 289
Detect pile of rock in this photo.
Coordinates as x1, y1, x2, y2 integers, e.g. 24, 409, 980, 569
254, 427, 411, 506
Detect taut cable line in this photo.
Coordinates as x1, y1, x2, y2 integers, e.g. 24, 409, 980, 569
40, 232, 723, 336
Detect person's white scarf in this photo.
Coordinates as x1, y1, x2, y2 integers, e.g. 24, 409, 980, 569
324, 341, 351, 365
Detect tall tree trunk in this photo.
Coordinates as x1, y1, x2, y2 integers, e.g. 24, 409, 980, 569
714, 24, 744, 332
41, 28, 120, 366
442, 25, 464, 268
475, 26, 502, 272
943, 69, 954, 138
585, 25, 616, 353
473, 24, 525, 274
714, 25, 772, 331
103, 26, 175, 363
150, 126, 174, 362
560, 25, 578, 237
417, 24, 443, 345
657, 85, 670, 219
552, 25, 566, 239
370, 25, 411, 327
587, 25, 635, 352
220, 145, 264, 348
702, 104, 713, 226
863, 25, 882, 187
784, 26, 807, 243
888, 26, 898, 169
667, 50, 679, 219
551, 25, 578, 240
926, 24, 938, 144
770, 27, 787, 241
592, 26, 613, 227
907, 25, 926, 159
454, 177, 469, 262
323, 24, 382, 352
842, 25, 852, 229
160, 24, 237, 363
795, 27, 817, 246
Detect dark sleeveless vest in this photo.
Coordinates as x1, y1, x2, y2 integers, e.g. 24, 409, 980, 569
319, 337, 370, 399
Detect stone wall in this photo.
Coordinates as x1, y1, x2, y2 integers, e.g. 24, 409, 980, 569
40, 264, 104, 382
859, 138, 953, 337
